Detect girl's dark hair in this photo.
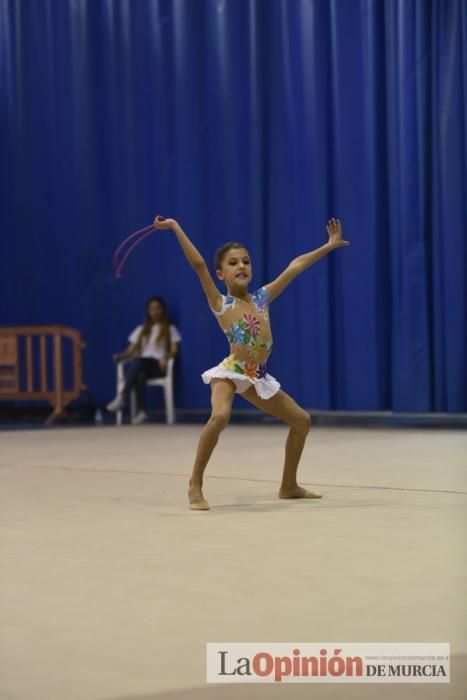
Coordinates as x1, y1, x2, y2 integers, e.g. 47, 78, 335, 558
214, 242, 249, 270
136, 296, 171, 354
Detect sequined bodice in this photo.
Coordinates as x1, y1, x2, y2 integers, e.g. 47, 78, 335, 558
209, 286, 273, 366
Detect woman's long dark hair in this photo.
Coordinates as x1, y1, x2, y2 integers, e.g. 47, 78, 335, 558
137, 296, 171, 355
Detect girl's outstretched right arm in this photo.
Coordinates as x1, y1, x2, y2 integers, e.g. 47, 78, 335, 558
154, 216, 222, 312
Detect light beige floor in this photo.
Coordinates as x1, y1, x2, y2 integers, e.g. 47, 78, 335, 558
0, 424, 466, 700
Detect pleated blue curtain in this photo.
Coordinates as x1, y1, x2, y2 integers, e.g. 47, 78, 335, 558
1, 0, 465, 411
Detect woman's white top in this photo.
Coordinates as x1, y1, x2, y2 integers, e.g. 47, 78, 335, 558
128, 324, 182, 360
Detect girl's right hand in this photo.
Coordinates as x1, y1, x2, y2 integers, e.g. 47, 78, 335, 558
154, 215, 177, 230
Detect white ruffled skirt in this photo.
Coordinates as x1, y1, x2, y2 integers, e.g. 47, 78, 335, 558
201, 353, 281, 400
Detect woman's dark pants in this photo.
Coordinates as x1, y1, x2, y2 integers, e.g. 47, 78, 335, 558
122, 358, 166, 412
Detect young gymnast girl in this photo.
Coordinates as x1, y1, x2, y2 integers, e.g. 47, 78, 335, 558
153, 215, 349, 510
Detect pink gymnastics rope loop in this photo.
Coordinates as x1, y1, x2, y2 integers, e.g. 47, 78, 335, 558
112, 223, 156, 278
114, 227, 155, 278
112, 223, 155, 268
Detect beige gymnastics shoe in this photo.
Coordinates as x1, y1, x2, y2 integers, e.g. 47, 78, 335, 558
189, 499, 210, 511
279, 487, 322, 499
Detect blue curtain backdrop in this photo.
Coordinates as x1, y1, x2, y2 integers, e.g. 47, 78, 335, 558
1, 0, 466, 411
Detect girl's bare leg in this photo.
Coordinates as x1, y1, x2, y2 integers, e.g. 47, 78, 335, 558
241, 386, 321, 498
189, 378, 236, 509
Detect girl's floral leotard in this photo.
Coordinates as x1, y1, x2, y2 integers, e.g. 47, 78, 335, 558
201, 286, 281, 400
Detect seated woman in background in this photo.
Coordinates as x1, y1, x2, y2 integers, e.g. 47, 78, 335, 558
107, 296, 182, 424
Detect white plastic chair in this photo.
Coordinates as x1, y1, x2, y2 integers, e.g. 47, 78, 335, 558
115, 357, 176, 425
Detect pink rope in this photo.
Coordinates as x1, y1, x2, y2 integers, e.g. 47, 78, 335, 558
112, 223, 154, 269
112, 223, 155, 278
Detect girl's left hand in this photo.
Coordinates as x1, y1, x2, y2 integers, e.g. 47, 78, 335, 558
326, 218, 350, 248
159, 357, 168, 372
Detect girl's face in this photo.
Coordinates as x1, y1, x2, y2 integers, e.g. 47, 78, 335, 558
147, 300, 163, 322
217, 247, 252, 289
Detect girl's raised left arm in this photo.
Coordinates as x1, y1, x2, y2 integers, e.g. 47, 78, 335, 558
264, 218, 349, 303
